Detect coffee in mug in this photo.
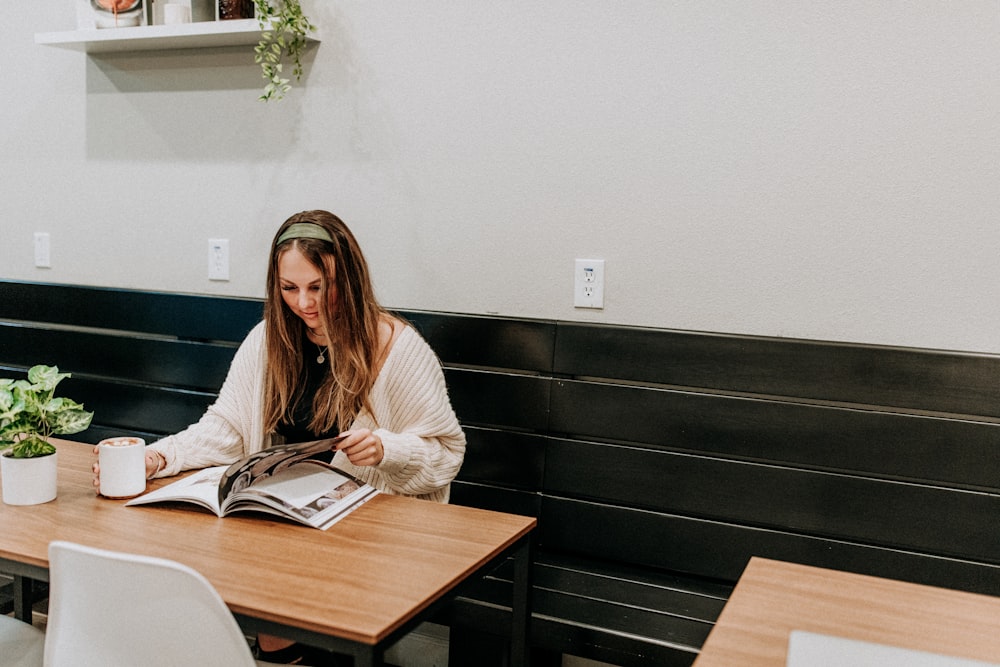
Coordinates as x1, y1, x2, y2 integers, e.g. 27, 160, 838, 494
98, 436, 147, 499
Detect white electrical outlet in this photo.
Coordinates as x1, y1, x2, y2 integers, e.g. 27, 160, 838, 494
34, 232, 51, 268
574, 258, 605, 309
208, 239, 230, 281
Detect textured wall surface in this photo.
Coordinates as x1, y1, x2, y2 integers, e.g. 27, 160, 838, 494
3, 2, 998, 352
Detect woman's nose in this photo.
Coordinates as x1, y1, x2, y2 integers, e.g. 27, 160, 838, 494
298, 291, 314, 309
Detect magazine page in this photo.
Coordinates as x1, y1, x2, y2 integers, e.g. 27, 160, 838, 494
217, 436, 346, 505
223, 459, 379, 530
125, 466, 226, 515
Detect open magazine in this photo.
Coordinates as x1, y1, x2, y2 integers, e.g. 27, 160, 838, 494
125, 437, 379, 530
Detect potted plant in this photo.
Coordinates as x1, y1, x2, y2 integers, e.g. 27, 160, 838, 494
0, 365, 94, 505
252, 0, 316, 101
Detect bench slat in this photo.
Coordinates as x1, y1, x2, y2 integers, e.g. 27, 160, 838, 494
556, 322, 1000, 418
61, 377, 216, 439
542, 497, 1000, 596
0, 280, 261, 342
404, 311, 555, 373
459, 428, 546, 490
450, 481, 541, 518
0, 322, 237, 391
550, 379, 1000, 491
445, 369, 550, 431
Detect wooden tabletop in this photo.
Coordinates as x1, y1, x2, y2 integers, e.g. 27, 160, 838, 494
0, 440, 535, 646
693, 557, 1000, 666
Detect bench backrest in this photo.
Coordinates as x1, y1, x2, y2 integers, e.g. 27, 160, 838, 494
0, 280, 262, 443
410, 312, 1000, 596
542, 324, 1000, 594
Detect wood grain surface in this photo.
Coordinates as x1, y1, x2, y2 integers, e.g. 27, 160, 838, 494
694, 557, 1000, 666
0, 440, 534, 645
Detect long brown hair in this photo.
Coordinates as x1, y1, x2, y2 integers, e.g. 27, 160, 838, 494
262, 210, 387, 436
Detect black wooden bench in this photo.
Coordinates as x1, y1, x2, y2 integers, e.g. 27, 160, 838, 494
443, 320, 1000, 666
0, 280, 263, 445
5, 279, 1000, 667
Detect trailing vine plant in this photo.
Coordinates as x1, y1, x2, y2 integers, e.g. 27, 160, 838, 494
252, 0, 316, 102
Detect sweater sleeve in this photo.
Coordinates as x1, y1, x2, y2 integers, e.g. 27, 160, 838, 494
147, 322, 266, 476
339, 327, 466, 503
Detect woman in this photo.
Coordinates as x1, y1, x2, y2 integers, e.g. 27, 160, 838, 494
95, 210, 466, 663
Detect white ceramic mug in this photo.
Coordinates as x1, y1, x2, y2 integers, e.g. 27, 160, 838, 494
98, 436, 147, 499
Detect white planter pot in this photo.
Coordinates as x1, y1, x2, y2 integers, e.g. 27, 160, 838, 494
1, 451, 58, 506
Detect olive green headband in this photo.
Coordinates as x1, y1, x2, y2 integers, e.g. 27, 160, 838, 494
276, 223, 334, 245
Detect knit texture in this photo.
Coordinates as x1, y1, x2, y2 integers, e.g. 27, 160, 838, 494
149, 322, 466, 502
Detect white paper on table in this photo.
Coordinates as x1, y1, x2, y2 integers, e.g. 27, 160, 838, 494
787, 630, 1000, 667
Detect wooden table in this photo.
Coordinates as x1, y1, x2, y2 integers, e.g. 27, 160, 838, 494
693, 557, 1000, 666
0, 441, 536, 667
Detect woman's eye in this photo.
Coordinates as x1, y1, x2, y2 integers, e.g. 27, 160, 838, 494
281, 285, 296, 292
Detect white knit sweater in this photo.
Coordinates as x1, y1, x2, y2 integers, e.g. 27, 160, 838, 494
148, 322, 466, 503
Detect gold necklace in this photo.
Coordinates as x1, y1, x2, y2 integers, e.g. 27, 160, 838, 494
315, 343, 326, 364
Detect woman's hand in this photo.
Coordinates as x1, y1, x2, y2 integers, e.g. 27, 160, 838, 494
335, 429, 384, 467
91, 446, 163, 493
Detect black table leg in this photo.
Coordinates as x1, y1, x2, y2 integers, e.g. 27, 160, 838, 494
351, 646, 378, 667
13, 575, 32, 623
509, 537, 534, 667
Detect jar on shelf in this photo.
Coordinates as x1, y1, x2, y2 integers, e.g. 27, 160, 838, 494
91, 0, 145, 28
150, 0, 215, 23
218, 0, 254, 20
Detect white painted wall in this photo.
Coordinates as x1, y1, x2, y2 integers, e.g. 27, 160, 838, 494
2, 2, 998, 352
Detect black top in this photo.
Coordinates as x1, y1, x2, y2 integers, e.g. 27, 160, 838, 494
276, 341, 339, 443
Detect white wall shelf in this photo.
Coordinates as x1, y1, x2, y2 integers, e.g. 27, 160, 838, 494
34, 19, 315, 54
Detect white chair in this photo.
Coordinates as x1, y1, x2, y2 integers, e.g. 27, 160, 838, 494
44, 540, 280, 667
0, 614, 44, 667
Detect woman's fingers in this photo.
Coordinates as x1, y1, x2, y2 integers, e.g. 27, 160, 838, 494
336, 429, 383, 466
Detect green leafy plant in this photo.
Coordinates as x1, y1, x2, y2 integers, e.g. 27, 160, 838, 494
0, 365, 93, 459
253, 0, 316, 102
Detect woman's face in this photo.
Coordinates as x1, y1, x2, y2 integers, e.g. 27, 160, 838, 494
277, 247, 337, 334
